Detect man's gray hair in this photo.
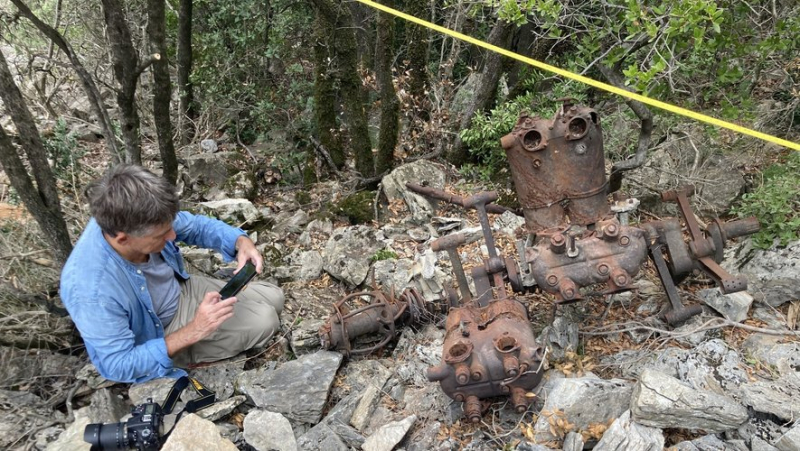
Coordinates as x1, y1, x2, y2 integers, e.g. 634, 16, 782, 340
87, 164, 179, 236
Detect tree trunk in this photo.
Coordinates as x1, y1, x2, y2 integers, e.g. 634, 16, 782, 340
375, 0, 399, 176
448, 19, 514, 165
348, 2, 374, 71
405, 0, 428, 116
310, 0, 374, 178
11, 0, 123, 163
100, 0, 144, 164
147, 0, 178, 184
312, 13, 345, 170
0, 50, 72, 265
177, 0, 196, 144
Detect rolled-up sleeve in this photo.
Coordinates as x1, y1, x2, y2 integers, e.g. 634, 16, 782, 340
173, 211, 246, 261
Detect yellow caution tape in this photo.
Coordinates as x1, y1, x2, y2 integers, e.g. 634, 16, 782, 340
355, 0, 800, 151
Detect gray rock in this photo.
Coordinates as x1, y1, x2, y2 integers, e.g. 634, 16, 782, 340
533, 377, 633, 442
298, 219, 334, 246
737, 416, 787, 448
631, 369, 748, 432
404, 420, 444, 451
199, 199, 261, 225
672, 434, 734, 450
161, 413, 237, 451
87, 388, 129, 423
322, 226, 385, 286
562, 431, 584, 451
742, 333, 800, 375
494, 211, 526, 238
752, 306, 790, 329
540, 306, 580, 360
200, 139, 218, 153
1, 390, 62, 450
722, 239, 800, 307
297, 422, 349, 451
393, 325, 444, 387
516, 443, 553, 451
243, 410, 298, 451
280, 250, 324, 282
181, 248, 219, 275
381, 160, 447, 222
776, 423, 800, 451
75, 363, 115, 390
372, 258, 416, 292
327, 421, 366, 448
753, 437, 781, 451
671, 314, 713, 347
407, 227, 431, 242
235, 351, 342, 424
217, 422, 243, 445
350, 385, 381, 432
188, 358, 246, 401
44, 406, 92, 451
362, 414, 417, 451
182, 152, 237, 189
593, 410, 664, 451
675, 339, 749, 394
129, 377, 178, 406
289, 318, 325, 356
739, 371, 800, 422
197, 395, 245, 422
273, 209, 310, 235
698, 288, 753, 323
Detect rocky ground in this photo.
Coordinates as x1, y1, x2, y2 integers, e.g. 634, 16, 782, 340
1, 154, 799, 451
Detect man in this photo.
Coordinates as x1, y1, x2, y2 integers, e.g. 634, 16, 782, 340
60, 164, 284, 383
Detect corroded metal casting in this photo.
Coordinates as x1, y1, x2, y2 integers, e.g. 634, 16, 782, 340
319, 288, 428, 356
427, 299, 545, 423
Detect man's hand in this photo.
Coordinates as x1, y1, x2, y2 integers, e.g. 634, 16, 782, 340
235, 235, 263, 274
166, 291, 237, 357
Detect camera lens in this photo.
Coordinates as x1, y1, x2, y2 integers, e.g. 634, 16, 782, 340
84, 422, 129, 450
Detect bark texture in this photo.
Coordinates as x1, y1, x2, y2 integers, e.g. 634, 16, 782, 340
147, 0, 178, 184
177, 0, 196, 144
0, 50, 72, 265
312, 13, 345, 170
374, 0, 399, 176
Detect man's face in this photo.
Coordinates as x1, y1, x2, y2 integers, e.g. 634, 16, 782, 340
126, 222, 176, 256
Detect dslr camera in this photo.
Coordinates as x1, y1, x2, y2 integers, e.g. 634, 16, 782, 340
84, 398, 163, 451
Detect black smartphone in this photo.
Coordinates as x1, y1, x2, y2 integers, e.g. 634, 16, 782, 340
219, 262, 257, 299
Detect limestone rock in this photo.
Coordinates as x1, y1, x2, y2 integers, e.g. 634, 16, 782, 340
297, 422, 349, 451
776, 423, 800, 451
742, 334, 800, 375
161, 413, 237, 451
698, 288, 753, 323
289, 318, 325, 356
494, 210, 526, 238
322, 226, 385, 286
362, 415, 417, 451
236, 351, 343, 424
593, 410, 664, 451
188, 358, 246, 401
372, 258, 416, 292
631, 369, 748, 432
200, 139, 218, 153
243, 410, 298, 451
739, 371, 800, 422
199, 199, 261, 225
197, 395, 245, 422
722, 239, 800, 307
381, 160, 446, 222
350, 385, 381, 432
533, 377, 633, 442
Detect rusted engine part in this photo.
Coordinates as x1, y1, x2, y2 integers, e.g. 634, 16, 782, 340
319, 288, 429, 356
525, 217, 649, 303
426, 192, 543, 421
639, 187, 761, 324
500, 100, 609, 233
405, 183, 518, 216
428, 191, 523, 306
428, 299, 545, 422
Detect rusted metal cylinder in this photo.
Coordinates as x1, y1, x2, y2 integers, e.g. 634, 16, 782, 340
511, 386, 529, 413
465, 395, 482, 423
550, 104, 609, 225
722, 217, 760, 239
501, 115, 566, 232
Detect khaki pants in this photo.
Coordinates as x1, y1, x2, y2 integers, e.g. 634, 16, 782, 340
165, 275, 284, 367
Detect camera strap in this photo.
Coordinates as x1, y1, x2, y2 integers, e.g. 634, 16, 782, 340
161, 376, 217, 433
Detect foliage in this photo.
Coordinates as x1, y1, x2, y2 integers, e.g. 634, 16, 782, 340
733, 151, 800, 249
334, 191, 375, 225
459, 79, 587, 180
370, 249, 398, 262
43, 118, 81, 179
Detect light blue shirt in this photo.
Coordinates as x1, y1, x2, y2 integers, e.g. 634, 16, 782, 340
60, 211, 246, 383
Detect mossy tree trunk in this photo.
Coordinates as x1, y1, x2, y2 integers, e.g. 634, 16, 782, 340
375, 0, 399, 176
309, 0, 374, 178
447, 19, 514, 166
0, 50, 72, 265
146, 0, 178, 184
404, 0, 429, 118
176, 0, 196, 144
312, 13, 345, 170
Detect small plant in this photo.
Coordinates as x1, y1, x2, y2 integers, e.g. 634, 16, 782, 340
334, 191, 375, 224
370, 249, 398, 262
733, 151, 800, 249
44, 119, 81, 179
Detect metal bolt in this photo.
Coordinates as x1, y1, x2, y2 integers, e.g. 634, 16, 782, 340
616, 274, 628, 286
606, 224, 617, 235
619, 236, 630, 246
547, 275, 559, 286
598, 263, 610, 276
562, 287, 576, 298
455, 394, 465, 402
472, 371, 482, 381
457, 373, 469, 384
533, 159, 542, 169
575, 144, 587, 155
